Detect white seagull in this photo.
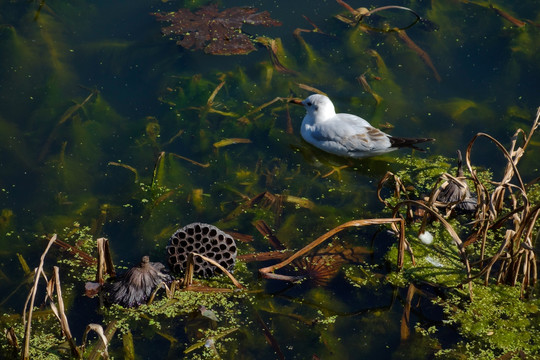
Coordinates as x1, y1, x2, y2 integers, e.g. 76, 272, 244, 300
292, 94, 434, 158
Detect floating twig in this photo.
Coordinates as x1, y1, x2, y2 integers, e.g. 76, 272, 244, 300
254, 220, 287, 250
259, 218, 405, 279
238, 96, 291, 124
224, 230, 254, 243
359, 5, 439, 31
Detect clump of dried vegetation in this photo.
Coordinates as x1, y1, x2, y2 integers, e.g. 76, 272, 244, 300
380, 107, 540, 298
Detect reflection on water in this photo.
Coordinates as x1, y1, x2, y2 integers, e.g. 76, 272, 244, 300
0, 0, 538, 358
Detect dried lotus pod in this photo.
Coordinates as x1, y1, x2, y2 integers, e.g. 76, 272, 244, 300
436, 150, 477, 213
166, 222, 237, 277
103, 256, 172, 308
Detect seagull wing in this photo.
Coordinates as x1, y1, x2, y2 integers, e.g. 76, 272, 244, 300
309, 114, 392, 155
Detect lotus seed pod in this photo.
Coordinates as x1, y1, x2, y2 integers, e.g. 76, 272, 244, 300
166, 223, 237, 277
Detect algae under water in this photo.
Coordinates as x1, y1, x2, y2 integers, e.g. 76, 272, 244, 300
0, 0, 539, 359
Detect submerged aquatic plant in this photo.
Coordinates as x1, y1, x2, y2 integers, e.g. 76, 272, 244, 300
438, 285, 540, 359
152, 5, 281, 55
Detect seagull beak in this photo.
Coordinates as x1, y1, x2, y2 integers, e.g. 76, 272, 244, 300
289, 98, 303, 106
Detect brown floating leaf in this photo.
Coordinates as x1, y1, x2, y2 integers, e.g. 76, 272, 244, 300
292, 243, 371, 286
152, 5, 281, 55
292, 253, 344, 287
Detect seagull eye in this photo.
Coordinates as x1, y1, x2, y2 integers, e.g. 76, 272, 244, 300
306, 102, 312, 106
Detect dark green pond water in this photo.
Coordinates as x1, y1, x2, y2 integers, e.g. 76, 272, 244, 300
1, 0, 539, 358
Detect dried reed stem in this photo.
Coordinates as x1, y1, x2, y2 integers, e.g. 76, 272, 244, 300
22, 234, 57, 360
259, 218, 405, 277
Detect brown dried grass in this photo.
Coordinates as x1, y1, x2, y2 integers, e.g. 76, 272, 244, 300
380, 107, 540, 297
23, 234, 110, 359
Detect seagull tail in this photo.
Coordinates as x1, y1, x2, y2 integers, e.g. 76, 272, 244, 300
389, 136, 435, 151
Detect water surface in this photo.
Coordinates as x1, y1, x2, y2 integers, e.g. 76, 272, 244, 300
0, 0, 539, 358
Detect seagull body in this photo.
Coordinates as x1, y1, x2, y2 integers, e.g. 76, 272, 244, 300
297, 94, 434, 158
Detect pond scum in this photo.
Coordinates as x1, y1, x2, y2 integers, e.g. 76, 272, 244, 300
1, 1, 540, 359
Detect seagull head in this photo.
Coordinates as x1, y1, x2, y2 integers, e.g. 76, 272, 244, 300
300, 94, 336, 122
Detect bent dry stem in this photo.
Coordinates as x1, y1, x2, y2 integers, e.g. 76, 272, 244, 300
380, 107, 540, 297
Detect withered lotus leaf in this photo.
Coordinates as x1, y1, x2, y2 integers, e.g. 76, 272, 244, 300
152, 5, 281, 55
